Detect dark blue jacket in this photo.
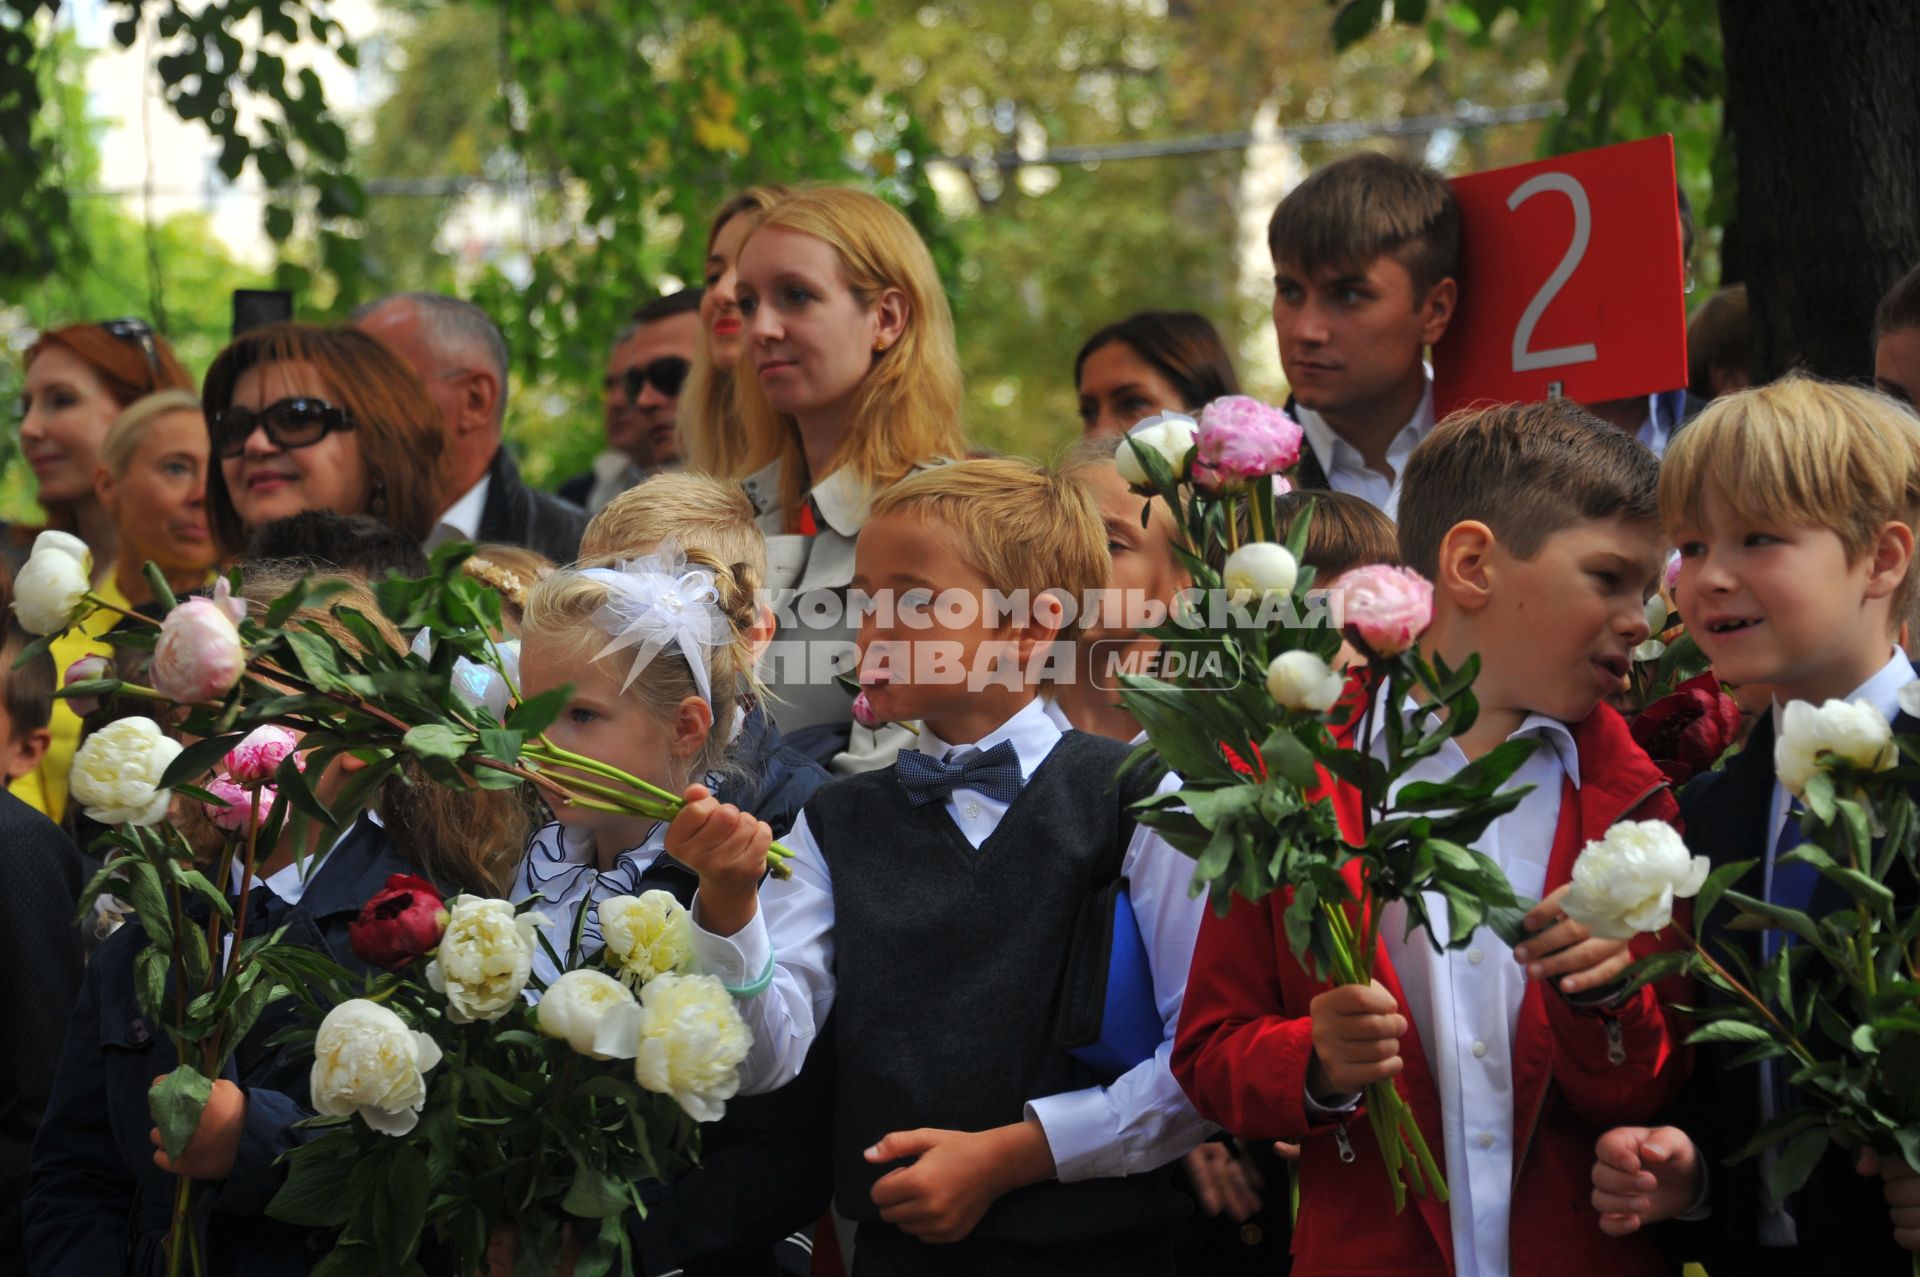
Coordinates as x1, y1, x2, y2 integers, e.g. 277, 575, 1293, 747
726, 702, 830, 841
25, 818, 419, 1277
1669, 703, 1917, 1273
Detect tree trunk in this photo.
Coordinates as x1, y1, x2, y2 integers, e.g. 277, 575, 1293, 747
1718, 0, 1920, 383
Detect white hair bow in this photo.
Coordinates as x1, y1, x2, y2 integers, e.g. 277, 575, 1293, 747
581, 549, 728, 702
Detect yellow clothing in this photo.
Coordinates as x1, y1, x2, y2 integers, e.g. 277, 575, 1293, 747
14, 577, 132, 825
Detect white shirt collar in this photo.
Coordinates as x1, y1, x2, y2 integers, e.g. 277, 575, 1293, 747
1771, 647, 1916, 732
1295, 370, 1435, 518
431, 472, 492, 545
1367, 684, 1583, 790
231, 808, 387, 906
917, 696, 1062, 783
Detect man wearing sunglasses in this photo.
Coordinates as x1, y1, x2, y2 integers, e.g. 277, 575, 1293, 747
559, 289, 702, 513
354, 291, 587, 563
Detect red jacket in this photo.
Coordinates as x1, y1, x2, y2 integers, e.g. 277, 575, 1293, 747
1173, 702, 1692, 1277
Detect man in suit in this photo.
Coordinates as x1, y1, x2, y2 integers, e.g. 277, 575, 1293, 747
355, 291, 587, 564
559, 290, 702, 513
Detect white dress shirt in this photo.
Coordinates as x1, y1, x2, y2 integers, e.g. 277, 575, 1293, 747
1347, 697, 1578, 1277
691, 696, 1213, 1180
428, 473, 492, 548
1295, 373, 1436, 521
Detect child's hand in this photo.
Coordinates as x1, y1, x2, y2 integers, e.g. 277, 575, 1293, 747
1857, 1149, 1920, 1250
1184, 1141, 1265, 1222
665, 783, 771, 938
1590, 1125, 1700, 1235
148, 1077, 245, 1180
866, 1121, 1055, 1244
1514, 885, 1633, 995
1307, 979, 1406, 1098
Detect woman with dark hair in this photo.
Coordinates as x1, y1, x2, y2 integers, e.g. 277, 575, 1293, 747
201, 322, 449, 558
1075, 311, 1240, 437
12, 319, 194, 572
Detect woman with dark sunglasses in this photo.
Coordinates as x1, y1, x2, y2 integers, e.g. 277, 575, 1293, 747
200, 323, 450, 559
8, 320, 193, 824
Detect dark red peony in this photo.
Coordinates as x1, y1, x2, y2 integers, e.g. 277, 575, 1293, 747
1630, 672, 1743, 785
348, 874, 449, 968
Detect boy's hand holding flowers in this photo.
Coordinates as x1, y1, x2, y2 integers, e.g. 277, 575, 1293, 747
148, 1077, 247, 1180
1307, 980, 1407, 1098
1513, 887, 1636, 996
866, 1119, 1059, 1245
1590, 1125, 1701, 1236
667, 782, 773, 939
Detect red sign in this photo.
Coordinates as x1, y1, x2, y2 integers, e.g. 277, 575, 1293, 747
1433, 135, 1688, 416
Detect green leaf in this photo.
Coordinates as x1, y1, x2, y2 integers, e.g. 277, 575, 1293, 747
148, 1065, 214, 1163
1694, 859, 1758, 929
268, 1140, 361, 1227
402, 723, 469, 761
372, 1143, 428, 1260
1687, 1019, 1779, 1047
1764, 1125, 1832, 1203
561, 1162, 630, 1218
123, 860, 173, 950
159, 732, 245, 789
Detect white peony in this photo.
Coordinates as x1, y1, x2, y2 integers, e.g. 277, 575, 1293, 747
600, 891, 695, 987
68, 717, 184, 826
1644, 594, 1671, 635
308, 998, 443, 1136
536, 969, 638, 1059
597, 972, 752, 1122
1775, 697, 1896, 797
1222, 542, 1298, 606
1266, 649, 1346, 713
11, 530, 93, 635
1561, 819, 1710, 940
1114, 413, 1199, 489
425, 896, 548, 1024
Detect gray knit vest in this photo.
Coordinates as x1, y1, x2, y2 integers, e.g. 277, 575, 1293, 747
808, 728, 1184, 1246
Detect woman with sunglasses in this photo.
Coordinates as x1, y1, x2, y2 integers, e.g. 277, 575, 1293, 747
201, 323, 448, 558
9, 320, 193, 823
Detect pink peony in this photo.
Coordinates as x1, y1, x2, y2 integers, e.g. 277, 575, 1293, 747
62, 654, 113, 718
1192, 396, 1305, 493
1663, 550, 1682, 594
204, 774, 279, 831
223, 725, 303, 784
151, 580, 248, 704
1337, 564, 1434, 658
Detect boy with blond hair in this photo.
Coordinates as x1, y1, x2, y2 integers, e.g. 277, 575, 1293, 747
1591, 376, 1920, 1274
1176, 401, 1691, 1277
672, 458, 1213, 1275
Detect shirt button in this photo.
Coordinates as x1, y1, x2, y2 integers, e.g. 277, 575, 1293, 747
1477, 1132, 1495, 1149
1467, 948, 1484, 965
964, 802, 981, 820
1471, 1040, 1488, 1059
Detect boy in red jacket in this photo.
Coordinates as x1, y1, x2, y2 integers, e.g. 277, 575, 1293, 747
1174, 400, 1692, 1277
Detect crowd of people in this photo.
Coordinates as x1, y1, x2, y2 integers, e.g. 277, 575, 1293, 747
5, 147, 1920, 1277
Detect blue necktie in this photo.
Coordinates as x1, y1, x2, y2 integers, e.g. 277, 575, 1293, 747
895, 740, 1024, 807
1764, 803, 1819, 964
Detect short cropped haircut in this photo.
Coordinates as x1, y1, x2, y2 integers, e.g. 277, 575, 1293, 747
580, 472, 767, 593
868, 458, 1109, 639
1660, 375, 1920, 617
1875, 262, 1920, 344
1274, 490, 1400, 579
1074, 311, 1241, 414
1267, 151, 1461, 299
1398, 401, 1660, 581
100, 389, 203, 479
353, 292, 510, 412
1, 620, 56, 739
1686, 285, 1751, 400
633, 289, 703, 326
243, 510, 431, 579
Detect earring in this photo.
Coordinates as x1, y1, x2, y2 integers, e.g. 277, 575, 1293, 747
873, 340, 888, 353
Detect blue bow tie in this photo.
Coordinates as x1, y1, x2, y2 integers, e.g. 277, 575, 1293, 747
896, 740, 1025, 807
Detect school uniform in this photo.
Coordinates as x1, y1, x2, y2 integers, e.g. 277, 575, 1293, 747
1667, 650, 1917, 1276
693, 697, 1214, 1276
515, 818, 832, 1277
25, 817, 422, 1277
1175, 700, 1690, 1277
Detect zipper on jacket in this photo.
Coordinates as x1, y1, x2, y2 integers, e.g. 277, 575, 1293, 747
1605, 1018, 1626, 1065
1334, 1124, 1356, 1163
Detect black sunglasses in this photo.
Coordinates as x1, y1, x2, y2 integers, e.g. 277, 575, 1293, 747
211, 396, 356, 459
101, 317, 161, 379
622, 356, 691, 402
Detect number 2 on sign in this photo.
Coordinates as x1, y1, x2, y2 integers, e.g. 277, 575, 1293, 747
1508, 172, 1599, 375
